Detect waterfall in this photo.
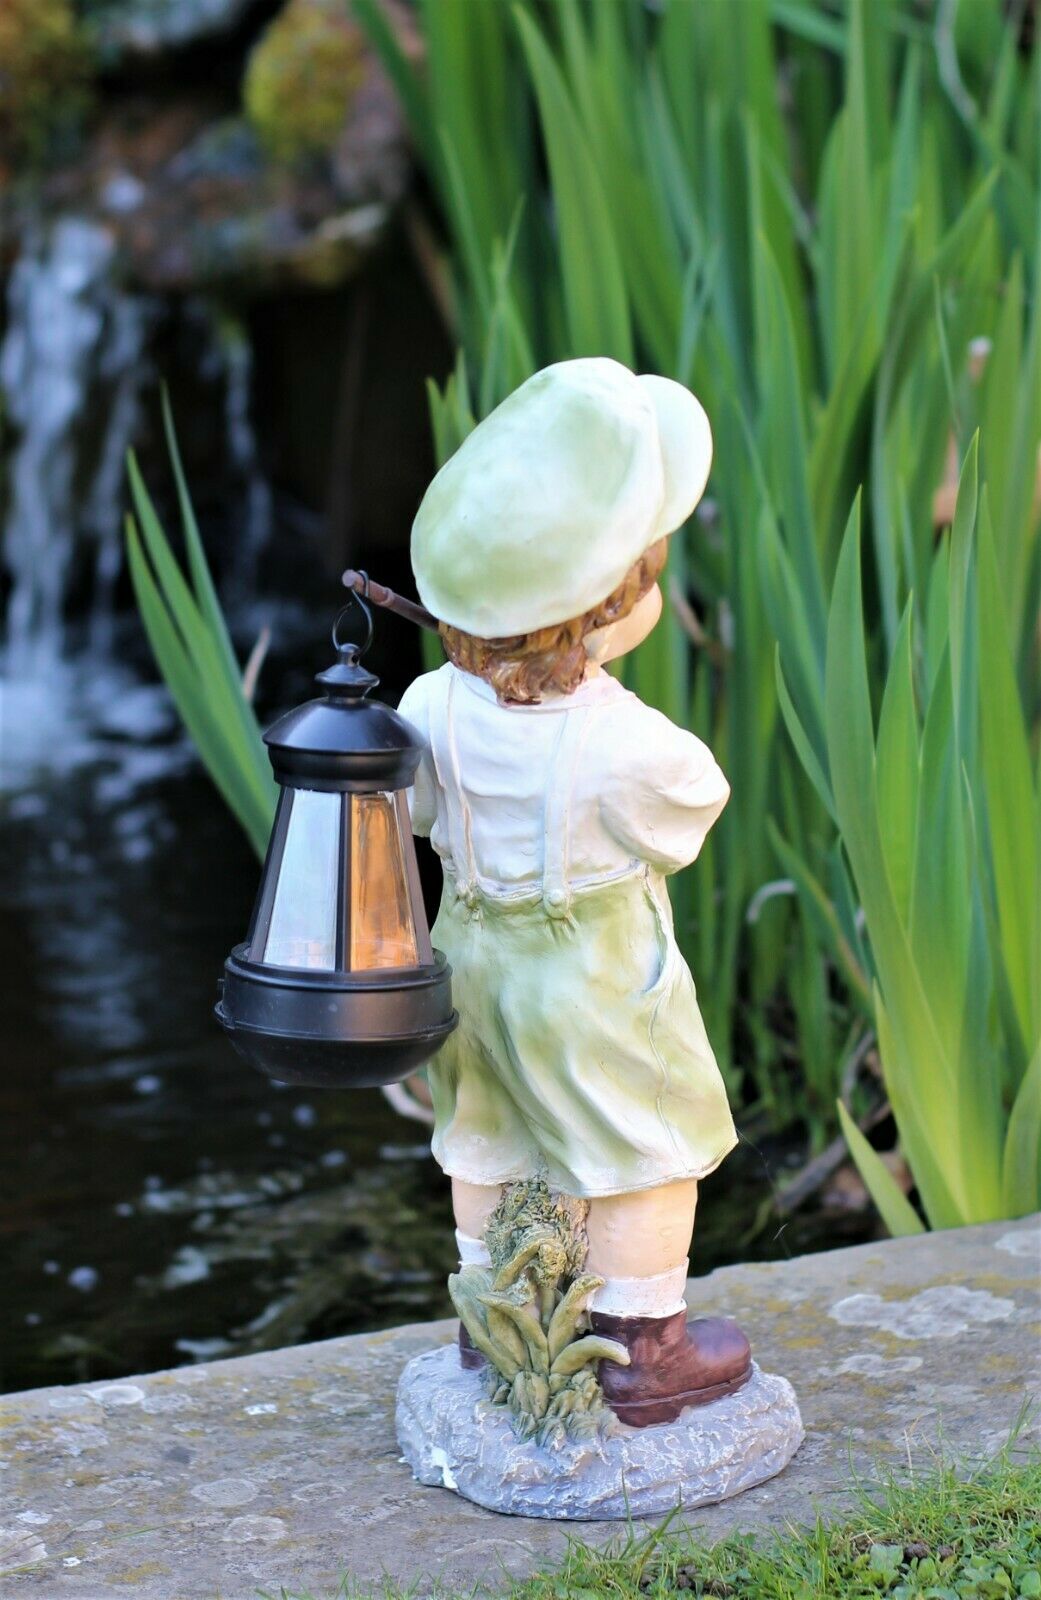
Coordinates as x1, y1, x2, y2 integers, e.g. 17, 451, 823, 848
0, 218, 274, 719
0, 217, 154, 672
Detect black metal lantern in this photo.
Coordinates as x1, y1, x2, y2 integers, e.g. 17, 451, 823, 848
216, 596, 456, 1089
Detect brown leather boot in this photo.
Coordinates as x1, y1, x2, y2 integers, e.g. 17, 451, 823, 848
458, 1321, 485, 1371
591, 1309, 752, 1427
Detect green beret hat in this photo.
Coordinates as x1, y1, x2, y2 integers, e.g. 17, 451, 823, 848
411, 358, 712, 638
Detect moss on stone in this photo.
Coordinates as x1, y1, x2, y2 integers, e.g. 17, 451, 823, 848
243, 0, 366, 165
0, 0, 92, 169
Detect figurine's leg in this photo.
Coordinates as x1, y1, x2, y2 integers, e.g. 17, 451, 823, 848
587, 1179, 752, 1427
586, 1178, 699, 1284
452, 1178, 502, 1244
452, 1179, 501, 1370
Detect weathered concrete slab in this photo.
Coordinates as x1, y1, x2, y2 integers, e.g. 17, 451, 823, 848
1, 1215, 1037, 1599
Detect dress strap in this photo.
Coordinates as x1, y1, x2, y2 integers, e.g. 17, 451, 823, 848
541, 706, 594, 921
429, 670, 480, 909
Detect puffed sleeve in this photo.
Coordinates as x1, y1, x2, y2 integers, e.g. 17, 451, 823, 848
397, 671, 439, 839
599, 700, 730, 873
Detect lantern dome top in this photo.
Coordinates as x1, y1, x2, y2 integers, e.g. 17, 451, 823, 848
263, 599, 424, 792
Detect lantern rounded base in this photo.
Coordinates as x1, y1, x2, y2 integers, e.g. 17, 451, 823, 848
216, 1014, 458, 1088
216, 946, 457, 1089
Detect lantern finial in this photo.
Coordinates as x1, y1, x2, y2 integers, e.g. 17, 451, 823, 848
317, 590, 378, 699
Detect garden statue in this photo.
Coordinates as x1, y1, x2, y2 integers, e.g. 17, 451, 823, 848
392, 358, 803, 1518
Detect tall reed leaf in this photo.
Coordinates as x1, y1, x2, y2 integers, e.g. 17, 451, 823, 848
513, 8, 632, 363
125, 437, 277, 861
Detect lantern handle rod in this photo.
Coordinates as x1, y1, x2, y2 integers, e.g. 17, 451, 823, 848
342, 569, 440, 634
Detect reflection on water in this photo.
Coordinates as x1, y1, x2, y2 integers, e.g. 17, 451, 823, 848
0, 629, 877, 1396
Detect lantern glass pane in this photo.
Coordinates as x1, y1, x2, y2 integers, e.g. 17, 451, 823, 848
262, 789, 340, 970
349, 792, 419, 970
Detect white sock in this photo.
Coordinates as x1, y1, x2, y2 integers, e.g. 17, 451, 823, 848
591, 1261, 689, 1319
455, 1228, 491, 1268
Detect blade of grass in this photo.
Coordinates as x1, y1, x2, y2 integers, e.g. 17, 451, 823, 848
838, 1098, 925, 1235
126, 451, 274, 822
126, 517, 273, 857
978, 487, 1040, 1057
514, 7, 633, 363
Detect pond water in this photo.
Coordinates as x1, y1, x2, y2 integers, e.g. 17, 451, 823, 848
0, 615, 878, 1396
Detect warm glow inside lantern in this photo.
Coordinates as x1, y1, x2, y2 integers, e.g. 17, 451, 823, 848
216, 600, 456, 1088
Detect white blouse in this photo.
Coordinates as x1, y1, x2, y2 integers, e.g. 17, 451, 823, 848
397, 664, 729, 900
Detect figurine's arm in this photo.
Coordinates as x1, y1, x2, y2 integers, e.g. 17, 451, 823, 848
600, 705, 729, 874
397, 673, 439, 838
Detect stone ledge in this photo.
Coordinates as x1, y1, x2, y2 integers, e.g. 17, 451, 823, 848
0, 1215, 1038, 1599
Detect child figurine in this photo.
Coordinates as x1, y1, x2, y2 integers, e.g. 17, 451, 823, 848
399, 358, 751, 1428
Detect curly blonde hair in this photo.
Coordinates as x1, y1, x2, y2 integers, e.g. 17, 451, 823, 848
439, 538, 667, 705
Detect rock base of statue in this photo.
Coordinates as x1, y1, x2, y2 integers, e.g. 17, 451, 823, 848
396, 1345, 803, 1521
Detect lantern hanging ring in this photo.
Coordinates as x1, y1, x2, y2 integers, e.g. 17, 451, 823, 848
332, 585, 374, 660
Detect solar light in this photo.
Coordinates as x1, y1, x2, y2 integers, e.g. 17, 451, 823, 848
216, 595, 455, 1088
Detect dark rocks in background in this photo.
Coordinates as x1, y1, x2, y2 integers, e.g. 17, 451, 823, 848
89, 0, 272, 65
0, 0, 437, 654
14, 55, 407, 295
